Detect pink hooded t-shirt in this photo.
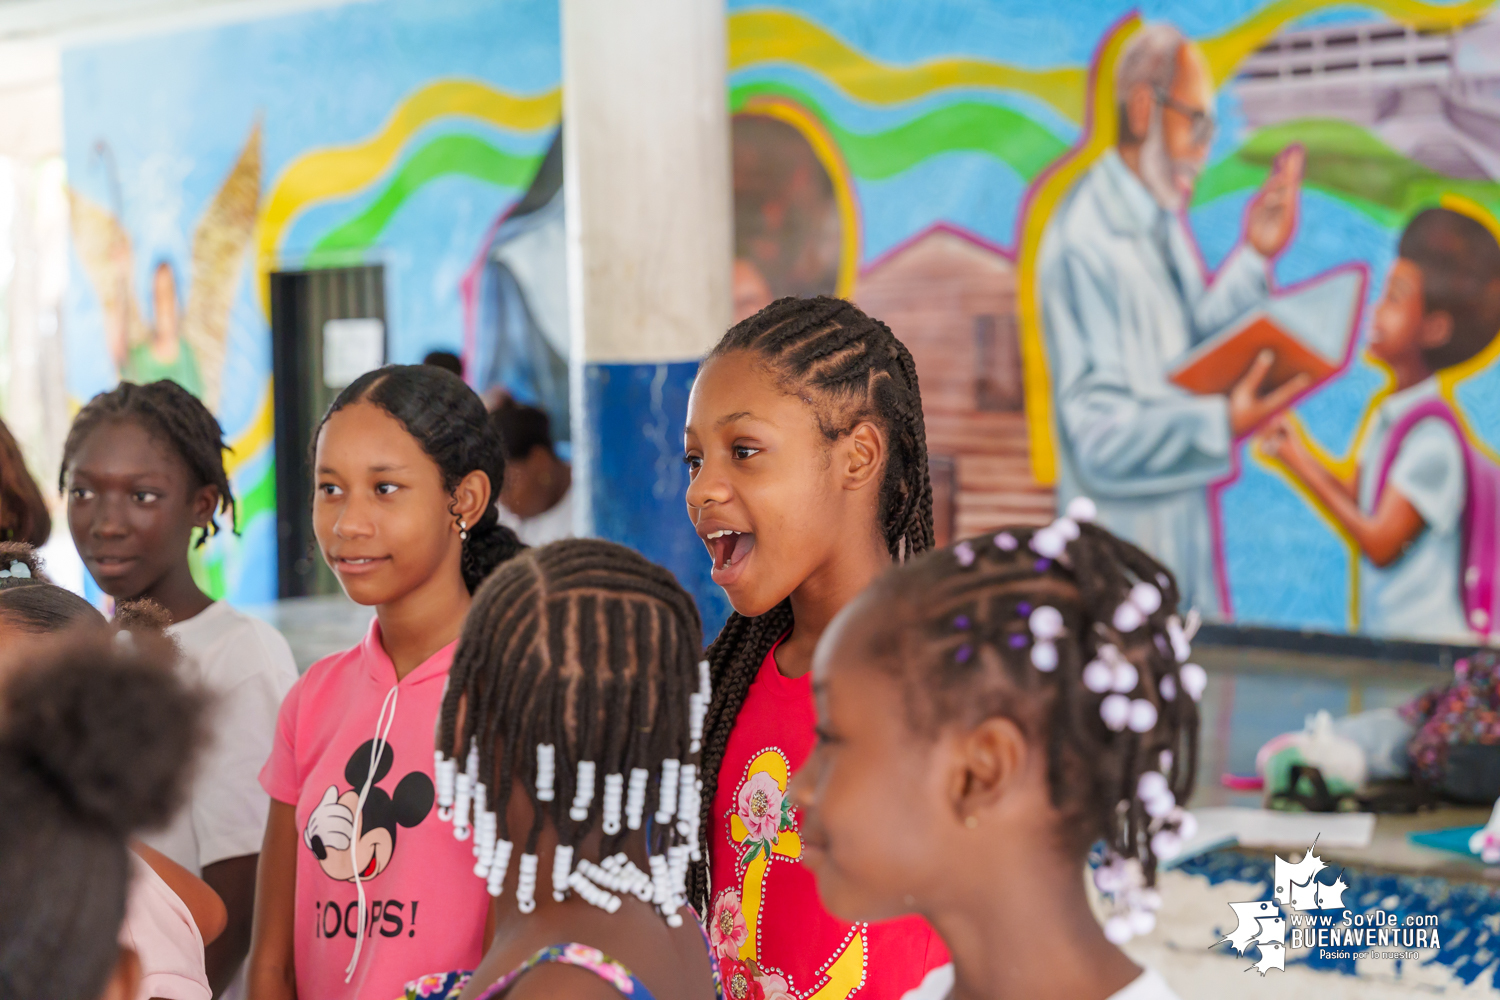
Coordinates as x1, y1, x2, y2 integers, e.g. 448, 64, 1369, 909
260, 620, 488, 1000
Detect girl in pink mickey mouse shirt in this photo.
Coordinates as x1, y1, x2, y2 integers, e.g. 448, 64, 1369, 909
250, 366, 523, 1000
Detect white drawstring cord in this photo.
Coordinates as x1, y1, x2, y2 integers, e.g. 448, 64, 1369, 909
344, 684, 399, 983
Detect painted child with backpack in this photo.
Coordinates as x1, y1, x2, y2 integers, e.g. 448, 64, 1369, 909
1263, 206, 1500, 643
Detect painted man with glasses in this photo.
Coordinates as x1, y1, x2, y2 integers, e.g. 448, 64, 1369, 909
1037, 23, 1307, 615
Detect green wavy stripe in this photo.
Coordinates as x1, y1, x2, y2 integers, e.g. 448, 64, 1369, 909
1194, 118, 1500, 227
313, 134, 544, 254
731, 81, 1067, 183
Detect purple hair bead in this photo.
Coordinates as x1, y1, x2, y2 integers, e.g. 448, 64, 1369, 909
1017, 602, 1032, 616
955, 644, 973, 664
953, 615, 970, 630
1008, 633, 1028, 649
955, 541, 975, 567
1034, 558, 1052, 571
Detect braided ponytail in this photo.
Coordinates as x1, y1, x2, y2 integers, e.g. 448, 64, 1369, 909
314, 365, 524, 592
687, 296, 934, 911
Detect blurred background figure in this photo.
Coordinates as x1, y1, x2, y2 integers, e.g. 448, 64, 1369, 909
421, 349, 464, 378
489, 397, 573, 546
0, 416, 50, 547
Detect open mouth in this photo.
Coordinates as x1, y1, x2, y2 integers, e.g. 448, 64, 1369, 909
705, 529, 756, 586
360, 852, 377, 878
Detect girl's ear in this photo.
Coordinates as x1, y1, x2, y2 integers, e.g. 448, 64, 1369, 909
1418, 309, 1454, 352
191, 484, 219, 530
450, 469, 493, 530
841, 419, 887, 492
947, 715, 1029, 825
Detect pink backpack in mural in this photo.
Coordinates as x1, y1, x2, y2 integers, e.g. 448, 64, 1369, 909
1375, 398, 1500, 638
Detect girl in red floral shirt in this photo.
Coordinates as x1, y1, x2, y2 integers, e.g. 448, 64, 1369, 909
683, 296, 948, 1000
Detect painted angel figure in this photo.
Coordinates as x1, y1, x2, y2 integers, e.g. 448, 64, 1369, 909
69, 123, 261, 412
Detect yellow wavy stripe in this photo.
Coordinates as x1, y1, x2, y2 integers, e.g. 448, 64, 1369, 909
1200, 0, 1496, 84
740, 95, 861, 297
1017, 17, 1141, 485
255, 79, 561, 310
225, 383, 274, 477
728, 9, 1086, 124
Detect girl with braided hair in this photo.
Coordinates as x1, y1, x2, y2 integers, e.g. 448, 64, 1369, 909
683, 296, 946, 1000
62, 379, 298, 993
790, 504, 1201, 1000
406, 538, 718, 1000
251, 366, 524, 1000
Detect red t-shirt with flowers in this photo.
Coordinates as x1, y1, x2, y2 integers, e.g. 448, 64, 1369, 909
707, 641, 948, 999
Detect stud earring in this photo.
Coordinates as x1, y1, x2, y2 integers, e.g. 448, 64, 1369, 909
965, 815, 979, 829
458, 518, 468, 541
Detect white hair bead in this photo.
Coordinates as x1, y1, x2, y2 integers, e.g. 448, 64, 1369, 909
1051, 516, 1080, 542
655, 759, 681, 823
551, 844, 574, 902
435, 752, 457, 821
1065, 496, 1098, 523
569, 868, 622, 913
1158, 675, 1177, 701
1137, 771, 1168, 800
1100, 693, 1131, 731
1028, 605, 1064, 640
536, 743, 556, 802
570, 760, 596, 822
676, 763, 699, 839
1129, 582, 1162, 616
1179, 663, 1207, 701
1083, 658, 1113, 692
649, 854, 671, 907
516, 852, 539, 914
625, 768, 649, 830
453, 768, 473, 841
1031, 527, 1066, 558
1151, 829, 1183, 860
486, 839, 514, 897
1031, 640, 1058, 672
1127, 699, 1158, 733
602, 772, 624, 835
1112, 601, 1145, 633
1111, 660, 1139, 693
993, 531, 1018, 551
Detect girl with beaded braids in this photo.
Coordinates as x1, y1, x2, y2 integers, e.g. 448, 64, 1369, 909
789, 502, 1201, 1000
408, 539, 719, 1000
684, 296, 946, 1000
251, 366, 524, 1000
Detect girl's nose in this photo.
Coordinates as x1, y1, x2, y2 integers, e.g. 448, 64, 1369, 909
685, 457, 731, 511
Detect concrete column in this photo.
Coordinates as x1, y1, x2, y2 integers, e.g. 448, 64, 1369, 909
562, 0, 733, 629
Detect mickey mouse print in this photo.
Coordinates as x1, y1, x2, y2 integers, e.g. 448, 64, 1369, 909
304, 738, 434, 882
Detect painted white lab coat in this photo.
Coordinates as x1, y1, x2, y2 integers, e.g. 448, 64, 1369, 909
1038, 151, 1271, 614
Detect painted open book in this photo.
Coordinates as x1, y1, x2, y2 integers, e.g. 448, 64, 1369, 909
1169, 267, 1366, 395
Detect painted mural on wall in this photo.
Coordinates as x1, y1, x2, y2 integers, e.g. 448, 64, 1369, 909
727, 0, 1500, 645
62, 0, 561, 604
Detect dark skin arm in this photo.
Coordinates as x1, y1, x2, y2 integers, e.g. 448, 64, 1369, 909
1261, 415, 1427, 567
131, 840, 228, 943
202, 854, 258, 995
247, 801, 299, 1000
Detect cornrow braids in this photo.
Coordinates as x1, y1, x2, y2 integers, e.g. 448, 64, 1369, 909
866, 505, 1202, 944
435, 539, 708, 924
314, 365, 524, 592
60, 380, 235, 547
688, 295, 934, 911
